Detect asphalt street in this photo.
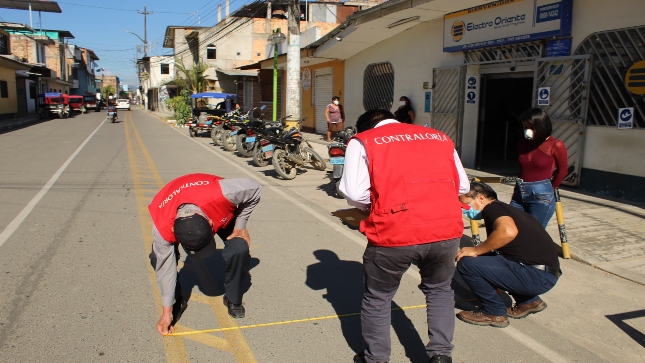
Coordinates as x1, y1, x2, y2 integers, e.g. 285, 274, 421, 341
0, 109, 643, 362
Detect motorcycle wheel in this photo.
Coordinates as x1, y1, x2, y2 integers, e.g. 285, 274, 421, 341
304, 147, 327, 171
235, 134, 254, 158
189, 127, 197, 137
272, 149, 297, 180
211, 126, 223, 146
252, 143, 270, 167
335, 180, 345, 199
222, 130, 237, 151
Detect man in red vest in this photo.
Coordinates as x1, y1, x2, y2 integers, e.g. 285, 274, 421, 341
148, 173, 261, 335
340, 109, 469, 363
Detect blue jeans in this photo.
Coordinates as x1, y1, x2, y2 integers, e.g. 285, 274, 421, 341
510, 179, 556, 228
457, 254, 558, 316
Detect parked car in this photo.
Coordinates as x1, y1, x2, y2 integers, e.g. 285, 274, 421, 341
116, 99, 131, 111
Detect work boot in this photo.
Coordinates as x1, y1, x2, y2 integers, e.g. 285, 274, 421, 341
223, 295, 245, 318
507, 299, 547, 319
457, 309, 509, 328
353, 351, 388, 363
428, 354, 452, 363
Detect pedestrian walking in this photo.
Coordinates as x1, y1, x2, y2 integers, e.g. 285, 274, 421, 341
148, 173, 261, 335
340, 109, 469, 363
325, 96, 345, 142
393, 96, 415, 124
511, 108, 568, 228
456, 182, 561, 327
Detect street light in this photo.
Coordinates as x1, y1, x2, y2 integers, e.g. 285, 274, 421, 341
125, 30, 148, 57
267, 28, 286, 121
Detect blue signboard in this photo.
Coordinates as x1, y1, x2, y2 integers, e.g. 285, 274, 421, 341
443, 0, 573, 52
546, 38, 572, 57
424, 91, 432, 113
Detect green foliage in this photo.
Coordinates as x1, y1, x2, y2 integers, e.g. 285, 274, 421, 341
101, 85, 116, 99
173, 57, 209, 94
166, 89, 192, 125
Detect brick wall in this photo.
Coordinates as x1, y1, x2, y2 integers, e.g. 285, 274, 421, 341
9, 35, 33, 62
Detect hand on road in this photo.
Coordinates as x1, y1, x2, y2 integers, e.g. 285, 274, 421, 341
228, 228, 251, 246
456, 247, 478, 262
156, 313, 174, 335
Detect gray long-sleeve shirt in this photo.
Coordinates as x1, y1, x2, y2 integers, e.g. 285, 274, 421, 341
152, 178, 262, 307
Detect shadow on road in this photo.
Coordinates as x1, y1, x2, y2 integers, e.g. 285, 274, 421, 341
606, 309, 645, 349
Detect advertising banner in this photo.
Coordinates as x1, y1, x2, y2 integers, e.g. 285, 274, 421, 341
443, 0, 573, 52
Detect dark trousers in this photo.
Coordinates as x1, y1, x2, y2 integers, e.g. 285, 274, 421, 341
215, 223, 251, 305
361, 238, 459, 363
457, 254, 558, 316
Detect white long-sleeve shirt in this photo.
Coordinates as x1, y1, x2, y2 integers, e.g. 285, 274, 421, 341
339, 119, 470, 210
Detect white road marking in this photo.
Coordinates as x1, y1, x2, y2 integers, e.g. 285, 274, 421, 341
0, 118, 107, 248
174, 126, 571, 363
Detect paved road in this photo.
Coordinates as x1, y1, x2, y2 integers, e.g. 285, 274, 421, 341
0, 109, 643, 362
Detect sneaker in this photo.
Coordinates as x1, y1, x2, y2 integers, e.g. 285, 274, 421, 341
507, 299, 547, 319
457, 309, 509, 328
353, 352, 388, 363
429, 355, 452, 363
223, 295, 245, 318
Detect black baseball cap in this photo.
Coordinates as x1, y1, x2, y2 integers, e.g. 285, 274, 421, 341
173, 214, 216, 259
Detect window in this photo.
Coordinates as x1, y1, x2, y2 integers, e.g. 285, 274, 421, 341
0, 80, 8, 98
363, 62, 394, 111
260, 69, 274, 102
0, 33, 8, 55
207, 44, 216, 59
72, 67, 78, 80
160, 63, 170, 74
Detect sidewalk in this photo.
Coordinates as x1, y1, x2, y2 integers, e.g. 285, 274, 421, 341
155, 116, 645, 286
0, 114, 42, 133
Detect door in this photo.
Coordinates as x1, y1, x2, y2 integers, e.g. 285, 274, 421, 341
532, 55, 592, 186
314, 67, 332, 134
431, 66, 465, 152
243, 80, 253, 112
16, 79, 27, 115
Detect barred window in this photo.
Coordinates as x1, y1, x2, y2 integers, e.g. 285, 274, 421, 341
0, 33, 8, 55
363, 62, 394, 111
160, 63, 170, 75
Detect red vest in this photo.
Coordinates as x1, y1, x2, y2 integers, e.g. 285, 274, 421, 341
148, 173, 236, 243
353, 123, 463, 246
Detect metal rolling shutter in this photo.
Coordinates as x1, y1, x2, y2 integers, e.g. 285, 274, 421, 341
314, 68, 333, 134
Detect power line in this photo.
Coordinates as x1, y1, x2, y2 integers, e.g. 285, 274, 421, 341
55, 1, 191, 14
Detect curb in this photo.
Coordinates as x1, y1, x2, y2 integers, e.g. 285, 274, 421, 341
0, 116, 42, 133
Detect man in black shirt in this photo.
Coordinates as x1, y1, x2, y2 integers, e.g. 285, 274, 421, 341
455, 183, 561, 328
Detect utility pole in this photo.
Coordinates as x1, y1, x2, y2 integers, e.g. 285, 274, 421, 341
138, 4, 153, 57
286, 0, 301, 128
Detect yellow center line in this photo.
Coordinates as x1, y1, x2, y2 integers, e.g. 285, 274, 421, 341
125, 111, 257, 362
167, 299, 479, 337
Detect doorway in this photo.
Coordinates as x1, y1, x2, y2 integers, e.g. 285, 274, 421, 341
476, 75, 533, 175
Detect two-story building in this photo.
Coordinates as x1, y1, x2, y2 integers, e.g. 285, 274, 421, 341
137, 55, 175, 111
69, 45, 99, 97
0, 26, 30, 118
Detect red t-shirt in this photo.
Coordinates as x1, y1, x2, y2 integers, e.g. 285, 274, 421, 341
518, 137, 568, 188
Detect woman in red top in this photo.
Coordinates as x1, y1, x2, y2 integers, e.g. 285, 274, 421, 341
510, 108, 568, 228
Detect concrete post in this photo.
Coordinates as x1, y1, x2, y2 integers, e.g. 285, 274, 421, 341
226, 0, 230, 18
285, 0, 301, 128
218, 5, 222, 23
266, 1, 272, 34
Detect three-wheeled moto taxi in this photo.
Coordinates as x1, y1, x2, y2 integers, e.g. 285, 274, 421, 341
185, 92, 236, 137
83, 95, 101, 112
68, 95, 84, 114
37, 93, 70, 119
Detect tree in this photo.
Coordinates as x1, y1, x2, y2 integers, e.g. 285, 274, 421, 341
173, 57, 209, 94
165, 89, 192, 125
101, 85, 116, 100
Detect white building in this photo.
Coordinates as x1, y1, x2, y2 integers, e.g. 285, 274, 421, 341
138, 55, 175, 112
306, 0, 645, 202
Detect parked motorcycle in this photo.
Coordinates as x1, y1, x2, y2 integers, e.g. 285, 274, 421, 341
221, 107, 260, 151
233, 106, 267, 157
271, 119, 326, 180
327, 126, 357, 198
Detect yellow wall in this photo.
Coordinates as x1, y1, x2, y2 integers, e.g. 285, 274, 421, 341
300, 60, 345, 131
0, 66, 18, 114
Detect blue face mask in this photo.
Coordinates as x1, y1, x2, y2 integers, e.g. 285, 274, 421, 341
462, 204, 482, 220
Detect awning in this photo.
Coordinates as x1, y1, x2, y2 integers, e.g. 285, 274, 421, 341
204, 68, 258, 80
0, 0, 62, 12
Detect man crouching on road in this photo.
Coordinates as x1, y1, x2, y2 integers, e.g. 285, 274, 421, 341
148, 173, 261, 335
456, 182, 561, 328
340, 109, 470, 363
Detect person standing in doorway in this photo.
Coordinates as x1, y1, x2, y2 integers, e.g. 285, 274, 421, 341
340, 109, 469, 363
393, 96, 415, 124
325, 96, 345, 142
512, 108, 568, 228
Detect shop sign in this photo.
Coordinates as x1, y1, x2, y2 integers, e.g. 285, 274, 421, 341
302, 68, 311, 91
538, 87, 550, 105
546, 38, 572, 57
443, 0, 573, 52
624, 60, 645, 97
617, 107, 634, 129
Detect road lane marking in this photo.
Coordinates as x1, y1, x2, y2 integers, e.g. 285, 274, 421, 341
0, 118, 107, 248
125, 112, 190, 362
169, 124, 573, 362
126, 112, 257, 363
166, 299, 478, 337
503, 326, 570, 363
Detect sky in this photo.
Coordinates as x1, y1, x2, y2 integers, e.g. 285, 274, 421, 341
0, 0, 246, 87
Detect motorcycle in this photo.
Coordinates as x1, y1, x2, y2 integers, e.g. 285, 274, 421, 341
220, 108, 255, 151
233, 106, 267, 157
107, 105, 117, 123
271, 118, 327, 180
327, 126, 357, 198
